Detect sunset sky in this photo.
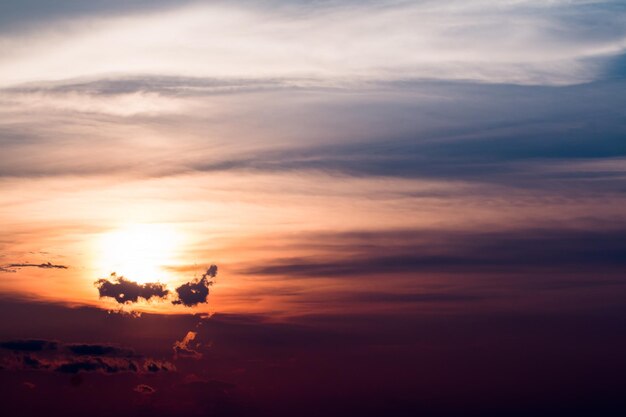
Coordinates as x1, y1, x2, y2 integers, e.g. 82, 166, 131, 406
1, 1, 626, 416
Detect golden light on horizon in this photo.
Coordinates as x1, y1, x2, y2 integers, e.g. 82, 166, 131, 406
93, 223, 184, 285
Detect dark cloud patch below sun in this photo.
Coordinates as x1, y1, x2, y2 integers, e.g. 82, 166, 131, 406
93, 265, 218, 308
172, 266, 217, 307
94, 273, 169, 304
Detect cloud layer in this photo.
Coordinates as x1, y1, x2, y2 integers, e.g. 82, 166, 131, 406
1, 1, 625, 86
0, 338, 174, 375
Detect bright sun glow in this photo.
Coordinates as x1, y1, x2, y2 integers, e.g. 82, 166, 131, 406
94, 224, 184, 284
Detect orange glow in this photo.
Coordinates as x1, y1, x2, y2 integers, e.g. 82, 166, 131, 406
93, 223, 185, 285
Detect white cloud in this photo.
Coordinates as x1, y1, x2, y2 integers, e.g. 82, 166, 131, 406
0, 0, 623, 86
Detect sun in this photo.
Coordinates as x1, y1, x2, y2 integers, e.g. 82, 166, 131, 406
94, 223, 183, 284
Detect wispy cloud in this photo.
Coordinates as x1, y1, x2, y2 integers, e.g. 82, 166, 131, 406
172, 266, 217, 307
242, 227, 626, 278
0, 1, 624, 86
94, 273, 170, 304
0, 262, 69, 273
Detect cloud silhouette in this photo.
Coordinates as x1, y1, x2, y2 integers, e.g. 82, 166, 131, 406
242, 229, 626, 278
54, 358, 140, 374
0, 338, 175, 375
66, 344, 134, 357
0, 340, 58, 352
172, 266, 217, 307
92, 265, 219, 307
0, 262, 68, 273
94, 273, 169, 304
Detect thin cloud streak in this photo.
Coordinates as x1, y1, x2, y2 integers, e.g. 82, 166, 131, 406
0, 338, 175, 375
242, 227, 626, 278
0, 262, 69, 273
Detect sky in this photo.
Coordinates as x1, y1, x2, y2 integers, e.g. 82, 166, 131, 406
1, 1, 625, 416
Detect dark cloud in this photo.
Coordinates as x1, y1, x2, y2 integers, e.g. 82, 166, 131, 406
22, 355, 47, 370
2, 296, 626, 416
189, 79, 626, 183
0, 340, 58, 352
0, 262, 69, 273
94, 273, 169, 304
144, 359, 176, 373
54, 357, 139, 374
0, 338, 174, 375
337, 291, 487, 304
2, 75, 625, 197
65, 344, 134, 357
92, 266, 219, 308
243, 228, 626, 278
172, 266, 217, 307
8, 262, 68, 269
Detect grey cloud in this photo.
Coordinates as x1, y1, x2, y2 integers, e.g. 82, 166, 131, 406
184, 77, 625, 191
242, 228, 626, 278
172, 266, 217, 307
3, 76, 292, 97
2, 75, 625, 195
0, 338, 175, 375
93, 265, 218, 308
193, 79, 626, 188
0, 339, 58, 352
144, 359, 176, 373
342, 292, 487, 304
21, 355, 46, 369
1, 262, 69, 273
54, 357, 140, 374
65, 344, 135, 357
94, 273, 169, 304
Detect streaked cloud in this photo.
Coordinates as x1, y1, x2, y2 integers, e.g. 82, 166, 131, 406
0, 1, 624, 86
242, 227, 626, 278
0, 262, 68, 273
172, 266, 217, 307
0, 338, 175, 374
